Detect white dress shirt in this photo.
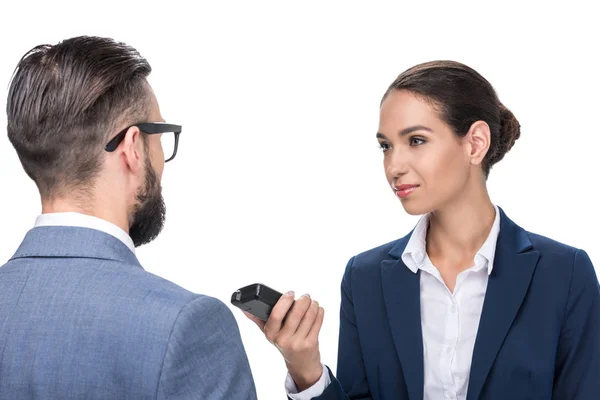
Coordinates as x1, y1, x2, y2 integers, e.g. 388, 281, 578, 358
34, 212, 136, 254
286, 206, 500, 400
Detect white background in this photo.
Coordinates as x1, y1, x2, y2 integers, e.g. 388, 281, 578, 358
1, 1, 598, 398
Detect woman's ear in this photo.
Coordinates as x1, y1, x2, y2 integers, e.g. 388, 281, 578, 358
465, 120, 491, 166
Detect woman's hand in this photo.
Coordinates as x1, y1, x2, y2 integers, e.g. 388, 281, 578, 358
244, 291, 325, 391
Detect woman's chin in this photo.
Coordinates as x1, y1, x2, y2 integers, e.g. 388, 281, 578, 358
399, 198, 432, 216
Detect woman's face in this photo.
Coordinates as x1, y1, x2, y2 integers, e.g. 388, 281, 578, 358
377, 90, 473, 216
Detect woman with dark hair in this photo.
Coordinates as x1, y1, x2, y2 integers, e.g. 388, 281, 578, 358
244, 61, 599, 399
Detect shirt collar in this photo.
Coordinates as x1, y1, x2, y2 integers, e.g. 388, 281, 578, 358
402, 205, 501, 275
34, 212, 136, 254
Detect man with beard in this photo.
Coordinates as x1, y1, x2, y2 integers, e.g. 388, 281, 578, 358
0, 36, 257, 399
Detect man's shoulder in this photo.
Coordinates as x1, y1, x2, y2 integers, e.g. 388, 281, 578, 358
127, 267, 233, 322
123, 264, 198, 302
99, 262, 229, 324
1, 255, 228, 335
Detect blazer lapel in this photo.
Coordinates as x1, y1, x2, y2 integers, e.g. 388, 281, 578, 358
467, 208, 540, 400
381, 236, 424, 400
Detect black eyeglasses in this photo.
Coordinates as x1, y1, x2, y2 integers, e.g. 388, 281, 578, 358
104, 122, 182, 162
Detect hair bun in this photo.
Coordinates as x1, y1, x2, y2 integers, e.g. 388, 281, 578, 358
488, 102, 521, 166
499, 103, 521, 150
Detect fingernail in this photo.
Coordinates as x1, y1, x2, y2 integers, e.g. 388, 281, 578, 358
285, 291, 295, 297
302, 293, 311, 298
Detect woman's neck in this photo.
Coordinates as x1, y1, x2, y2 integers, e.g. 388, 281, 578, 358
426, 184, 496, 265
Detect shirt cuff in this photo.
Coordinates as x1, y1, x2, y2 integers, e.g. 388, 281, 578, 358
285, 364, 331, 399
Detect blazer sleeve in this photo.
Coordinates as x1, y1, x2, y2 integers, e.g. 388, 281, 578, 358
311, 257, 373, 400
157, 295, 257, 400
552, 249, 600, 399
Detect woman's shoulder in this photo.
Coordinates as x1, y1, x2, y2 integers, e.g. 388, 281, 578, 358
346, 231, 412, 271
524, 230, 596, 279
500, 206, 587, 258
525, 230, 582, 258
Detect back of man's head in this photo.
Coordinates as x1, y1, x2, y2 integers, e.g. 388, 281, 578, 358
7, 36, 152, 199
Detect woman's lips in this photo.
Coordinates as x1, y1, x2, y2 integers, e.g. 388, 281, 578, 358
395, 184, 419, 199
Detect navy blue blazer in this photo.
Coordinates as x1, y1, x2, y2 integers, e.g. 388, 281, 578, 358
314, 207, 599, 400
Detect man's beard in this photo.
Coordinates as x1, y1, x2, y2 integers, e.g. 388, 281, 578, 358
129, 157, 166, 247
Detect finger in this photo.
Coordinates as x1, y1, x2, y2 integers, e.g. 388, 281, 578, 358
294, 300, 320, 339
307, 307, 325, 342
263, 291, 295, 338
279, 294, 312, 336
243, 311, 266, 331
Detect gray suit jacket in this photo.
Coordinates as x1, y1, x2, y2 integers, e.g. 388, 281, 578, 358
0, 226, 257, 399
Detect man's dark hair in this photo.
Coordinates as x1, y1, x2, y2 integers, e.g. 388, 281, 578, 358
7, 36, 152, 198
383, 60, 521, 178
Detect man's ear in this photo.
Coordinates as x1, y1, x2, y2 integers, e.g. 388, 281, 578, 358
119, 126, 145, 175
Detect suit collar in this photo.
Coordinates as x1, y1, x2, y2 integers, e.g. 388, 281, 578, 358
381, 206, 539, 400
34, 212, 136, 253
10, 226, 142, 268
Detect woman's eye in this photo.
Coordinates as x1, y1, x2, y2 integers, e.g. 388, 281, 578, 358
410, 137, 426, 146
378, 142, 391, 152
